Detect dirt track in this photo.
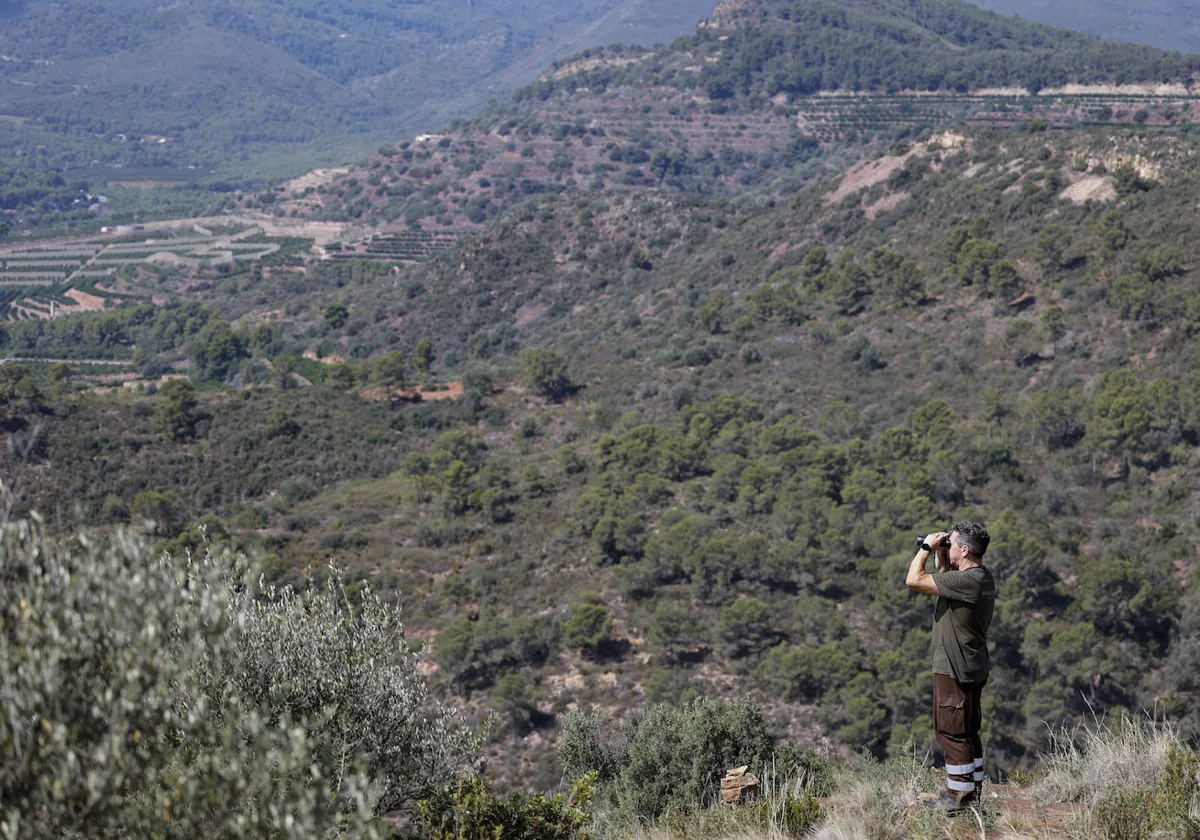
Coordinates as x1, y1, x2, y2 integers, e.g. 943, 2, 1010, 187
0, 357, 132, 366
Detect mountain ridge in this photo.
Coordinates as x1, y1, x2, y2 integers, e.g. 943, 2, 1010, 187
0, 0, 718, 179
270, 0, 1200, 249
969, 0, 1200, 55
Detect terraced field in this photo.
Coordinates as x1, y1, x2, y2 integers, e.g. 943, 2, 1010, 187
355, 231, 465, 262
0, 223, 284, 320
298, 80, 1200, 240
785, 89, 1200, 138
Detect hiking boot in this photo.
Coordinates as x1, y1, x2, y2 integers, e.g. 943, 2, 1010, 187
926, 790, 972, 816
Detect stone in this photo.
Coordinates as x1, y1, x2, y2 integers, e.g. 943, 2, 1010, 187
720, 766, 759, 805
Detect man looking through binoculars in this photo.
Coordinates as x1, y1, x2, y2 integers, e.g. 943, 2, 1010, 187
906, 521, 996, 815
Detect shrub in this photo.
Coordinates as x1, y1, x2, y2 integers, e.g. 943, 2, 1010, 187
1034, 715, 1178, 807
434, 612, 559, 687
759, 642, 857, 702
0, 520, 478, 838
643, 669, 705, 706
756, 792, 823, 838
155, 378, 199, 441
490, 674, 538, 737
810, 742, 937, 840
715, 598, 782, 660
1148, 744, 1200, 837
416, 772, 596, 840
523, 348, 575, 401
647, 601, 706, 662
557, 444, 587, 475
1096, 784, 1153, 840
558, 697, 778, 819
562, 594, 614, 659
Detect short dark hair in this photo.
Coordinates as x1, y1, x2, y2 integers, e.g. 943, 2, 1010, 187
952, 521, 990, 559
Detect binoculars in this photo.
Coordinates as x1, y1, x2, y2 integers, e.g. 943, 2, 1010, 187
917, 535, 951, 549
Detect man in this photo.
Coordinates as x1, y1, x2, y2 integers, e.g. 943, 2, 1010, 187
905, 521, 996, 814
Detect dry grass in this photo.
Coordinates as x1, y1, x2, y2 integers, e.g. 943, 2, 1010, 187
592, 762, 828, 840
1031, 713, 1179, 809
808, 744, 942, 840
608, 815, 798, 840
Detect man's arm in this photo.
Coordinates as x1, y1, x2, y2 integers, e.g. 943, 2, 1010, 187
934, 542, 951, 573
906, 546, 940, 596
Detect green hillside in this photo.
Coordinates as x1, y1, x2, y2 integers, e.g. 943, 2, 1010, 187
8, 121, 1200, 791
528, 0, 1200, 100
6, 0, 1200, 238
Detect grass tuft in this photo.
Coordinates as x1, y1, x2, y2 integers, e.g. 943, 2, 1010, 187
1032, 712, 1178, 808
592, 760, 825, 840
809, 741, 941, 840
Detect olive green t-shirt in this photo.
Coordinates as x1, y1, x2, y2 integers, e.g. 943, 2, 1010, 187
930, 566, 996, 683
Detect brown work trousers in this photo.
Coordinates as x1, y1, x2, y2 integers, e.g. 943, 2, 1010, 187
934, 673, 986, 801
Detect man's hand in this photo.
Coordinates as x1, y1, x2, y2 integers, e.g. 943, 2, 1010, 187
924, 531, 949, 550
924, 530, 952, 572
907, 537, 942, 596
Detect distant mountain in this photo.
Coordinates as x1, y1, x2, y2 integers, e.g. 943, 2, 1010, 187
578, 0, 1200, 97
283, 0, 1200, 237
0, 0, 717, 177
966, 0, 1200, 55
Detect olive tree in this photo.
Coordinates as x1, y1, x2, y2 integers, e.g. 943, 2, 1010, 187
0, 519, 478, 839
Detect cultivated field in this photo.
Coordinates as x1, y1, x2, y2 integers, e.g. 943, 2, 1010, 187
0, 221, 297, 320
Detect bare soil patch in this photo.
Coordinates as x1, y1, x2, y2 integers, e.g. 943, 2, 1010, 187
900, 784, 1082, 837
977, 82, 1192, 97
411, 381, 463, 401
824, 152, 912, 205
769, 240, 806, 260
929, 130, 969, 150
514, 302, 549, 328
865, 191, 910, 219
543, 56, 642, 81
303, 348, 349, 364
89, 373, 187, 395
64, 288, 107, 312
281, 167, 350, 194
360, 381, 464, 402
1059, 175, 1116, 204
